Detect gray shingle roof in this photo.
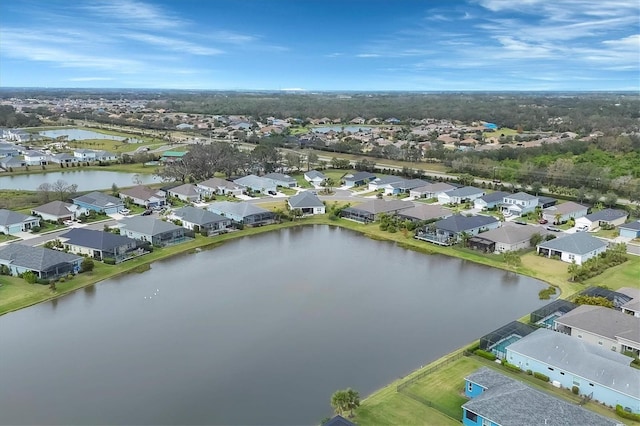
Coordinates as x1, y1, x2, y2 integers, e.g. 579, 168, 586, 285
0, 244, 82, 272
0, 209, 38, 226
463, 367, 620, 426
172, 206, 228, 226
442, 186, 484, 197
507, 328, 640, 400
553, 304, 640, 345
505, 191, 538, 202
411, 182, 456, 194
198, 177, 244, 191
583, 208, 627, 222
288, 191, 324, 209
537, 232, 607, 255
344, 171, 376, 182
167, 183, 199, 197
304, 170, 326, 180
208, 201, 270, 218
477, 191, 510, 204
543, 201, 587, 215
371, 176, 404, 186
119, 217, 182, 236
32, 201, 76, 217
435, 214, 499, 233
397, 204, 452, 221
263, 172, 296, 184
120, 185, 165, 201
476, 223, 547, 245
619, 221, 640, 231
233, 175, 276, 190
345, 199, 413, 215
73, 191, 123, 209
59, 228, 137, 251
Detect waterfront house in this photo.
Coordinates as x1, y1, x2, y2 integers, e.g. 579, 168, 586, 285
208, 201, 275, 226
94, 150, 118, 162
0, 209, 40, 235
48, 152, 78, 165
24, 150, 48, 166
575, 208, 628, 231
72, 191, 125, 214
462, 367, 619, 426
619, 221, 640, 239
233, 175, 277, 194
168, 206, 231, 235
343, 171, 376, 188
542, 201, 588, 224
536, 232, 607, 265
409, 182, 457, 199
196, 177, 245, 197
303, 170, 326, 186
396, 204, 452, 222
0, 156, 26, 170
73, 149, 97, 162
32, 200, 80, 222
167, 183, 201, 202
437, 186, 485, 204
340, 199, 413, 223
0, 244, 82, 279
118, 216, 186, 247
416, 214, 500, 246
263, 172, 297, 188
473, 191, 509, 210
287, 191, 325, 215
501, 192, 539, 216
468, 223, 547, 253
119, 185, 166, 208
505, 328, 640, 414
58, 228, 140, 263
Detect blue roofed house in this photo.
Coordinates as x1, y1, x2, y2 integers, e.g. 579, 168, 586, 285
263, 172, 297, 188
73, 191, 125, 214
575, 208, 629, 231
474, 191, 510, 210
437, 186, 485, 204
462, 367, 620, 426
619, 221, 640, 239
208, 201, 275, 226
0, 244, 82, 279
505, 328, 640, 414
536, 232, 608, 265
416, 214, 500, 246
287, 191, 325, 215
233, 175, 277, 194
343, 171, 376, 188
0, 209, 41, 235
168, 206, 232, 235
58, 228, 141, 263
501, 192, 539, 217
118, 217, 186, 247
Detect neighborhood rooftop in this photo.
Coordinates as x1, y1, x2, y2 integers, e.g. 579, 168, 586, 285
59, 228, 136, 251
0, 209, 37, 225
583, 208, 628, 222
0, 244, 82, 272
537, 232, 607, 255
554, 304, 640, 344
119, 216, 183, 234
434, 214, 498, 233
172, 206, 227, 225
208, 201, 270, 217
288, 191, 324, 208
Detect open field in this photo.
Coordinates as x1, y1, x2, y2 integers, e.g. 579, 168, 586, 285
307, 148, 450, 174
483, 127, 519, 138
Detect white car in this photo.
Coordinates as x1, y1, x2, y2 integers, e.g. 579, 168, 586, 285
63, 220, 75, 226
120, 209, 131, 215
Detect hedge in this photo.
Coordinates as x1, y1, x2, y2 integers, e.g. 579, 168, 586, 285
533, 372, 549, 382
616, 405, 640, 421
474, 349, 496, 361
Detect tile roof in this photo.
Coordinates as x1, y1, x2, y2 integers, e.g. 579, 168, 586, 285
344, 171, 376, 182
0, 244, 82, 272
59, 228, 137, 251
537, 232, 607, 255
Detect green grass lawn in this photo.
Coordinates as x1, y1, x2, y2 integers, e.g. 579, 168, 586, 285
291, 173, 313, 188
483, 127, 519, 138
278, 187, 297, 196
0, 234, 19, 243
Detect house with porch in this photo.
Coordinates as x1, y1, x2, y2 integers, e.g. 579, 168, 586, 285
32, 201, 80, 222
575, 208, 628, 231
416, 214, 500, 246
233, 175, 277, 194
409, 182, 457, 199
343, 171, 376, 188
619, 221, 640, 239
48, 152, 78, 165
0, 209, 41, 235
536, 232, 607, 265
473, 191, 509, 210
73, 149, 97, 162
383, 178, 430, 195
304, 170, 326, 186
542, 201, 588, 224
437, 186, 485, 204
72, 191, 125, 214
263, 172, 297, 188
168, 206, 232, 235
462, 367, 619, 426
196, 177, 245, 197
208, 201, 275, 226
468, 223, 547, 253
505, 328, 640, 414
396, 204, 452, 222
288, 191, 325, 215
119, 186, 167, 208
24, 150, 48, 166
501, 192, 539, 216
118, 217, 186, 247
58, 228, 141, 263
340, 199, 413, 223
0, 244, 82, 279
167, 183, 201, 203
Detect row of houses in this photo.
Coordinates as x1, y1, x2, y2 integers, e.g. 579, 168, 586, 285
0, 147, 118, 169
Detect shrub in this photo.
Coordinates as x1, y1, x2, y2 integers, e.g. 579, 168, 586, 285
502, 361, 522, 373
533, 372, 549, 382
572, 386, 579, 395
474, 349, 496, 361
616, 405, 640, 421
103, 258, 116, 265
80, 258, 95, 273
526, 369, 532, 375
538, 286, 557, 300
30, 226, 41, 233
22, 271, 37, 284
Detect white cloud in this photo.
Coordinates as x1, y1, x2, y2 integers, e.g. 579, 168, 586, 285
123, 32, 224, 55
82, 0, 186, 29
68, 77, 115, 81
357, 53, 382, 58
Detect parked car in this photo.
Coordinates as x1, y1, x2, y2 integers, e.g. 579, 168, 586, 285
546, 225, 561, 232
538, 218, 548, 224
63, 220, 75, 226
514, 220, 528, 225
120, 208, 131, 215
141, 210, 152, 216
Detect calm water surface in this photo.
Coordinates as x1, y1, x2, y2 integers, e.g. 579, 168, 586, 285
0, 170, 159, 191
312, 126, 374, 133
39, 128, 142, 142
0, 226, 549, 425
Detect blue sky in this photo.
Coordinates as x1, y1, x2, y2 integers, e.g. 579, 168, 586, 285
1, 0, 638, 91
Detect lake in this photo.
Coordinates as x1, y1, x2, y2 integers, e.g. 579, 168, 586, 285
0, 226, 549, 425
312, 126, 374, 133
0, 170, 160, 191
39, 128, 142, 143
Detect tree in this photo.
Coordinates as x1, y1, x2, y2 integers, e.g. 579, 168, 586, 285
567, 260, 579, 282
530, 232, 543, 247
111, 183, 119, 197
80, 258, 95, 273
530, 181, 542, 196
306, 152, 318, 171
37, 182, 52, 203
330, 388, 360, 417
285, 152, 302, 172
345, 388, 360, 417
603, 191, 618, 208
51, 179, 78, 201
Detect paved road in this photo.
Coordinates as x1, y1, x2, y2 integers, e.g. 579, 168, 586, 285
12, 219, 118, 247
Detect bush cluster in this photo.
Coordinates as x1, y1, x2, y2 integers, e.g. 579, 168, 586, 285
474, 349, 497, 361
533, 372, 549, 382
616, 405, 640, 421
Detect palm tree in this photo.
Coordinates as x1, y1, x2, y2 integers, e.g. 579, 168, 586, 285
567, 260, 580, 282
330, 390, 348, 416
345, 388, 360, 417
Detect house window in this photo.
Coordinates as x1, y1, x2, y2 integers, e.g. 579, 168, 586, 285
589, 383, 594, 387
465, 410, 478, 422
598, 341, 603, 345
568, 254, 575, 260
468, 382, 473, 392
560, 372, 565, 375
482, 419, 490, 426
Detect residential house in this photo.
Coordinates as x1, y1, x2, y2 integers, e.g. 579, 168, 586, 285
169, 206, 232, 235
233, 175, 277, 194
536, 232, 607, 265
462, 367, 619, 426
368, 176, 404, 192
537, 195, 558, 209
48, 152, 78, 165
0, 156, 26, 170
0, 209, 40, 235
619, 221, 640, 239
262, 172, 296, 188
409, 182, 457, 199
340, 199, 413, 223
58, 228, 140, 263
196, 177, 245, 197
24, 150, 48, 166
416, 214, 500, 246
396, 204, 452, 222
73, 149, 97, 162
119, 186, 167, 208
167, 183, 201, 202
304, 170, 326, 186
473, 191, 509, 210
619, 287, 640, 318
343, 171, 376, 188
437, 186, 485, 204
0, 244, 82, 279
501, 192, 539, 216
505, 328, 640, 414
469, 223, 547, 253
553, 304, 640, 355
32, 200, 80, 222
208, 201, 275, 226
94, 151, 118, 162
575, 208, 628, 231
73, 191, 125, 214
287, 191, 325, 215
118, 216, 186, 247
382, 178, 430, 196
542, 201, 588, 224
323, 415, 356, 426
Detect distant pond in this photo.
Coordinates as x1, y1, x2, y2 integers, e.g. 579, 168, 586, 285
39, 128, 142, 143
312, 125, 374, 133
0, 170, 159, 191
0, 225, 549, 425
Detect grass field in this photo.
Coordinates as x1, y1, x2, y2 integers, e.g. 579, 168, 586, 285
483, 127, 519, 138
